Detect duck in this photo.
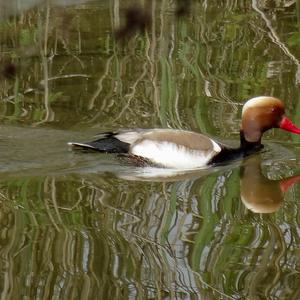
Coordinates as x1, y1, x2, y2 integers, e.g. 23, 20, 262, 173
68, 96, 300, 169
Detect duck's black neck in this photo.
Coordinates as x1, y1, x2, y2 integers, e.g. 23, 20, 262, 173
209, 131, 263, 166
239, 130, 261, 149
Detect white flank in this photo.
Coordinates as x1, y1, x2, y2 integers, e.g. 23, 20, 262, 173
131, 140, 218, 169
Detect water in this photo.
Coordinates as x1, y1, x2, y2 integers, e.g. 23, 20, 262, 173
1, 0, 300, 299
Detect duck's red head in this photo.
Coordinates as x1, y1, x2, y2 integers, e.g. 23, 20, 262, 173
241, 96, 300, 146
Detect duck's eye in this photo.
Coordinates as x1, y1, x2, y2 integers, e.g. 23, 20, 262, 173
271, 107, 277, 113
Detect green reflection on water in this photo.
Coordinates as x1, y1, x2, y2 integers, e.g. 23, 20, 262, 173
0, 0, 300, 299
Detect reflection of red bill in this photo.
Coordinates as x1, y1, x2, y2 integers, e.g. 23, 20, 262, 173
280, 174, 300, 192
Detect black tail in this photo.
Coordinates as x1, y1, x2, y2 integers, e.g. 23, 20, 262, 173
68, 137, 130, 153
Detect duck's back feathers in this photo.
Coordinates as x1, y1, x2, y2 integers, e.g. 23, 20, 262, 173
69, 129, 222, 168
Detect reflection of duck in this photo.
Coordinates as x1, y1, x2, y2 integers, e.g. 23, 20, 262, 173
117, 154, 300, 214
240, 155, 300, 213
69, 97, 300, 168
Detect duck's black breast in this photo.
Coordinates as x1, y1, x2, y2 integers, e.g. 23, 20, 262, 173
208, 143, 263, 166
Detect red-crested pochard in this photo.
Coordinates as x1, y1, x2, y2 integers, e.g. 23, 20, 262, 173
69, 96, 300, 169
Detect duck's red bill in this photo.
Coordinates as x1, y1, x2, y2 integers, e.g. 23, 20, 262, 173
279, 116, 300, 134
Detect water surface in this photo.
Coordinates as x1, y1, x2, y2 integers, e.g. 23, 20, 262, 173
1, 0, 300, 299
